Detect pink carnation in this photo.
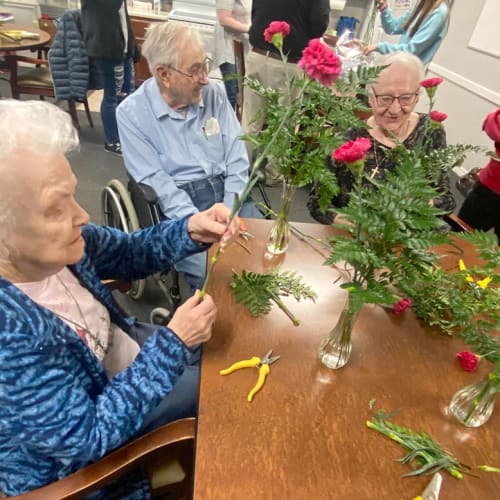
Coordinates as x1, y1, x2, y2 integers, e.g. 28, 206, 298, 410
430, 110, 448, 123
298, 39, 341, 87
393, 298, 412, 315
456, 351, 478, 372
420, 77, 443, 89
264, 21, 290, 44
332, 137, 372, 164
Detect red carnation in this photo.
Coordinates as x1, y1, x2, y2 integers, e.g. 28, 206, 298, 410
298, 39, 342, 87
333, 137, 371, 163
457, 351, 479, 372
264, 21, 290, 45
430, 110, 448, 123
393, 298, 412, 315
420, 77, 443, 89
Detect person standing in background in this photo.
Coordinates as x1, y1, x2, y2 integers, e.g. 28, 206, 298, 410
363, 0, 452, 65
213, 0, 251, 110
242, 0, 330, 185
81, 0, 137, 156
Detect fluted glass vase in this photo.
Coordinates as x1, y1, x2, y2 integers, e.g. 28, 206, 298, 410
266, 180, 297, 255
318, 294, 361, 369
449, 370, 499, 428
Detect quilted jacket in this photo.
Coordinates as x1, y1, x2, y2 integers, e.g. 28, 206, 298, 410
0, 218, 205, 497
48, 10, 97, 100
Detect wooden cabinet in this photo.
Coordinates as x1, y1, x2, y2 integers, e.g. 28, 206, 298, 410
130, 14, 167, 86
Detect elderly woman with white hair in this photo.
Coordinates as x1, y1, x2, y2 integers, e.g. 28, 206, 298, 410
308, 51, 455, 224
0, 100, 239, 497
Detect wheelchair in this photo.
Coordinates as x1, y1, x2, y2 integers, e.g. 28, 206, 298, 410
101, 177, 182, 324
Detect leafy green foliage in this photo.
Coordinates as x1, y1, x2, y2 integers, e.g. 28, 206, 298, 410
244, 64, 384, 208
230, 268, 317, 326
367, 406, 472, 479
397, 230, 500, 379
326, 154, 448, 306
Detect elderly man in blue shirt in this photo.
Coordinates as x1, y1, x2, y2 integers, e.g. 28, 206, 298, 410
117, 22, 259, 291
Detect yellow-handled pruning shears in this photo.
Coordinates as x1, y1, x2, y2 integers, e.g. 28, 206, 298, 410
219, 349, 280, 402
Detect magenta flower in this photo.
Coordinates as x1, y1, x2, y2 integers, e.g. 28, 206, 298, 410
456, 351, 479, 372
420, 77, 443, 89
393, 298, 412, 315
263, 21, 290, 49
298, 39, 341, 87
333, 137, 372, 163
430, 110, 448, 123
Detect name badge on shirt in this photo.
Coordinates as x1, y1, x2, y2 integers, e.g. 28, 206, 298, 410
203, 117, 221, 138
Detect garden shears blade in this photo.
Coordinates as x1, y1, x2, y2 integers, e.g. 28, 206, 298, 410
219, 349, 280, 402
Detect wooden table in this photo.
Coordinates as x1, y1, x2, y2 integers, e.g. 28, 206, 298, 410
0, 23, 50, 53
194, 219, 499, 500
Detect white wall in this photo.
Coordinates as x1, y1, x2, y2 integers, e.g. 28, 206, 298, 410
427, 0, 500, 175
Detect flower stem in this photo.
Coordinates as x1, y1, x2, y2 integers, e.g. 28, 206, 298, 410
272, 295, 300, 326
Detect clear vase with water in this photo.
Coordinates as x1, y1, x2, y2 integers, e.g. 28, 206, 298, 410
449, 370, 499, 427
318, 294, 361, 369
266, 180, 296, 255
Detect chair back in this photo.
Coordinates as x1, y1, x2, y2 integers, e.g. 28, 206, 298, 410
233, 39, 245, 123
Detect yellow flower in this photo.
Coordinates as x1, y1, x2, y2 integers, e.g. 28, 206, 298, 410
458, 259, 491, 289
458, 259, 474, 283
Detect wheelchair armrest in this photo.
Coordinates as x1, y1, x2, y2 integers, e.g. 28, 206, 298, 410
136, 182, 159, 204
442, 213, 473, 233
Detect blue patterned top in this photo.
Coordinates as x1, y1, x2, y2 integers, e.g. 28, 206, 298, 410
0, 217, 206, 496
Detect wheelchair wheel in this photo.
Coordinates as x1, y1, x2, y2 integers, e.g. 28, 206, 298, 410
101, 179, 146, 300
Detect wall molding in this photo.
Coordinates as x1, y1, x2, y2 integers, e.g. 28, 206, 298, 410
428, 63, 500, 106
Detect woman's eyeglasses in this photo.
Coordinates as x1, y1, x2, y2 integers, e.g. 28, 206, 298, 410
168, 57, 213, 80
372, 90, 419, 108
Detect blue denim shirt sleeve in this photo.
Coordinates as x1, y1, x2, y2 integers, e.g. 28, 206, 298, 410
117, 78, 249, 219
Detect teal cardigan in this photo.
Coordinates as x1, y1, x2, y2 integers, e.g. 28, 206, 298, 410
377, 3, 449, 64
0, 218, 206, 497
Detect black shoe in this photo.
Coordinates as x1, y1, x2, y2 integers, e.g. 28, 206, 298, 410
104, 143, 122, 156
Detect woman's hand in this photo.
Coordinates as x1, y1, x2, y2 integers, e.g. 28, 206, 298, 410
187, 203, 240, 246
167, 290, 217, 347
362, 44, 378, 55
375, 0, 388, 12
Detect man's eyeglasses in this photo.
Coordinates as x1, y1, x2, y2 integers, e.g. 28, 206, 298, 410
168, 57, 213, 79
372, 90, 419, 108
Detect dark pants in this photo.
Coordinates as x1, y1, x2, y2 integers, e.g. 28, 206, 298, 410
128, 322, 200, 434
94, 57, 135, 144
458, 181, 500, 243
169, 175, 261, 291
220, 62, 237, 110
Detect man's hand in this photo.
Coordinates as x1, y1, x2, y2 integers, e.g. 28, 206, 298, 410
187, 202, 240, 246
167, 290, 217, 347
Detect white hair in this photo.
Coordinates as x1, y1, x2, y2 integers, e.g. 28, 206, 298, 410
0, 100, 79, 235
368, 51, 425, 91
141, 21, 204, 76
0, 100, 79, 159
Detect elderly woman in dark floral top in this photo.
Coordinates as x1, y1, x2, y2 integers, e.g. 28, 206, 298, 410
308, 51, 455, 224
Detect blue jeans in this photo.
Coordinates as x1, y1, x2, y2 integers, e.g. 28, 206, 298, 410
220, 62, 237, 110
172, 175, 261, 291
128, 322, 201, 434
95, 57, 135, 144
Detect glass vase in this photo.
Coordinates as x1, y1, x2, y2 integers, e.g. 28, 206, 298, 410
318, 294, 361, 369
449, 371, 499, 428
266, 180, 296, 255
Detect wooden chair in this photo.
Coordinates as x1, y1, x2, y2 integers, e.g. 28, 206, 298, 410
8, 54, 93, 131
443, 213, 473, 233
37, 17, 57, 59
11, 417, 196, 499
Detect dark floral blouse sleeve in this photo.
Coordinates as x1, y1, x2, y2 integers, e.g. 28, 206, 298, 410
422, 119, 456, 213
307, 115, 456, 223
